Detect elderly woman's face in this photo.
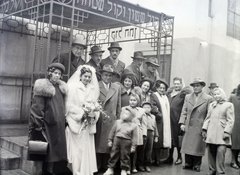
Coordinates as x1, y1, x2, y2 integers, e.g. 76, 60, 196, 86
81, 72, 92, 86
157, 83, 166, 95
141, 81, 150, 93
174, 80, 182, 91
123, 77, 133, 89
50, 69, 61, 83
213, 90, 222, 102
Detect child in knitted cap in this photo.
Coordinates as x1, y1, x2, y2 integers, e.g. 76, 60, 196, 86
103, 107, 138, 175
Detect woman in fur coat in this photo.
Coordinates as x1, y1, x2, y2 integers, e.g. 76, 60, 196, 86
28, 63, 68, 175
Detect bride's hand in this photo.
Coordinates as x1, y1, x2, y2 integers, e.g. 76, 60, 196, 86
88, 112, 96, 118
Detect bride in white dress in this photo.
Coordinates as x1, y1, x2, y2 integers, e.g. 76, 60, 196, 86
65, 65, 100, 175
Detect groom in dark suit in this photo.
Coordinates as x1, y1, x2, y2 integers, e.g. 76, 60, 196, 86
95, 64, 121, 171
100, 42, 125, 82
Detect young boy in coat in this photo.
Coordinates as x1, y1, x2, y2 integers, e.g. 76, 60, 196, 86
103, 107, 138, 175
137, 101, 158, 172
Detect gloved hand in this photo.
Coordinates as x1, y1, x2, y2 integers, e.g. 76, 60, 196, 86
180, 124, 185, 132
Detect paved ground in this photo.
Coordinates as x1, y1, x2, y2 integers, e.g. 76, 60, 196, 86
0, 124, 239, 175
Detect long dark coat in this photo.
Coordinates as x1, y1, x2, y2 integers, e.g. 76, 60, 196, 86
52, 52, 85, 82
179, 92, 212, 156
100, 56, 125, 82
151, 93, 164, 148
229, 94, 240, 149
168, 86, 192, 147
95, 81, 121, 153
28, 79, 68, 162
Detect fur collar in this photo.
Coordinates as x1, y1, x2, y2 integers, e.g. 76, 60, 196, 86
34, 78, 68, 97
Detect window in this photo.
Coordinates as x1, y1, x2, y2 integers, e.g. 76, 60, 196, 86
227, 0, 240, 40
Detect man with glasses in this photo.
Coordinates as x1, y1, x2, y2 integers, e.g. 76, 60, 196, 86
52, 37, 87, 82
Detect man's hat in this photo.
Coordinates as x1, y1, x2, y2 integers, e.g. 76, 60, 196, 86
145, 57, 160, 67
89, 45, 105, 55
99, 64, 116, 74
190, 77, 206, 87
108, 42, 122, 51
72, 37, 87, 49
156, 79, 169, 89
48, 63, 65, 73
131, 51, 145, 59
208, 82, 218, 89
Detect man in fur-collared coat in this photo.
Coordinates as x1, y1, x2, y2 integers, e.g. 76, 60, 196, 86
95, 64, 121, 170
179, 78, 212, 172
28, 63, 69, 174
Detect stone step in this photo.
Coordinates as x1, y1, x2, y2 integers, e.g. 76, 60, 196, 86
0, 136, 41, 174
1, 169, 30, 175
0, 148, 20, 170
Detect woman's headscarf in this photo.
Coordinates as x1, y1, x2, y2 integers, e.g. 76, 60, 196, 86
211, 88, 227, 107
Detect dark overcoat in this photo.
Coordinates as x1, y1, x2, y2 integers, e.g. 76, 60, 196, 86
168, 86, 192, 147
28, 79, 68, 162
229, 94, 240, 149
52, 52, 85, 81
123, 63, 143, 85
100, 56, 125, 82
95, 81, 121, 153
151, 93, 164, 148
179, 92, 212, 156
85, 59, 101, 81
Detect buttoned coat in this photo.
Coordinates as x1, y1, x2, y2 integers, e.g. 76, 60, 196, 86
95, 81, 121, 153
202, 101, 234, 147
52, 52, 85, 81
100, 56, 125, 82
229, 94, 240, 149
179, 92, 212, 156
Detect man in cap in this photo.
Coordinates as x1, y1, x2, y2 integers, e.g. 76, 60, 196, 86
141, 57, 161, 90
123, 51, 145, 85
100, 42, 125, 82
85, 45, 105, 81
52, 37, 87, 82
208, 82, 219, 96
95, 64, 121, 171
179, 77, 212, 172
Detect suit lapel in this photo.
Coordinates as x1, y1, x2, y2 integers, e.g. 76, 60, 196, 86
193, 93, 206, 109
72, 57, 78, 68
189, 93, 195, 107
105, 83, 116, 103
99, 81, 107, 98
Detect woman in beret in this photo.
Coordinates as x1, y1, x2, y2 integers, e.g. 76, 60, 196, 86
28, 63, 68, 175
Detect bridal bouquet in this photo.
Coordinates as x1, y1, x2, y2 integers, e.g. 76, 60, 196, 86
81, 101, 108, 129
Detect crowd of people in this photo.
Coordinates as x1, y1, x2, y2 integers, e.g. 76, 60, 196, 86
28, 39, 240, 175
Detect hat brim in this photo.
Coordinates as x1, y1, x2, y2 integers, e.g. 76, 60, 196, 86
190, 82, 206, 87
145, 61, 160, 67
156, 79, 169, 89
141, 101, 152, 107
208, 86, 219, 88
140, 78, 154, 89
131, 56, 146, 59
108, 47, 122, 51
99, 70, 120, 78
89, 50, 105, 55
72, 43, 87, 49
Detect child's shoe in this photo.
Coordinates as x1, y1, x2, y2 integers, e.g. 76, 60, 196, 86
145, 166, 151, 172
126, 170, 131, 174
132, 169, 138, 173
103, 168, 114, 175
121, 169, 127, 175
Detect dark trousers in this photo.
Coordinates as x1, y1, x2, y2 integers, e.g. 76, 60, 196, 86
97, 153, 110, 170
137, 130, 154, 166
208, 144, 226, 174
185, 154, 202, 168
108, 137, 132, 170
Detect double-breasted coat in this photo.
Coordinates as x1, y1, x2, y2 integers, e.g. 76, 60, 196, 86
52, 52, 85, 81
168, 86, 192, 147
202, 101, 234, 146
28, 79, 68, 162
179, 92, 212, 156
229, 94, 240, 149
95, 81, 121, 153
100, 57, 125, 82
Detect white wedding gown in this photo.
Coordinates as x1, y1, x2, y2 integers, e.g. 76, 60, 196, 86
65, 66, 99, 175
